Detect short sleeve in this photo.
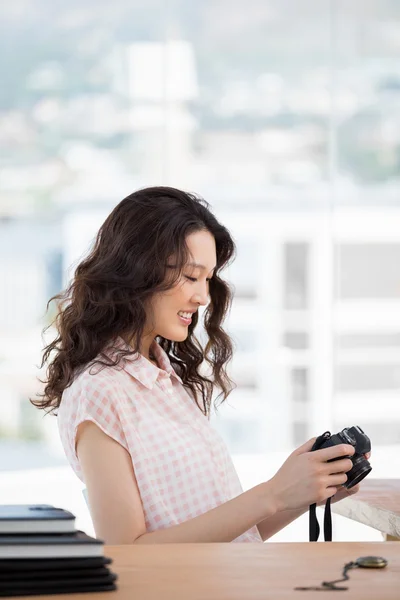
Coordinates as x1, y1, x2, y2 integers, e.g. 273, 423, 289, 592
57, 372, 129, 482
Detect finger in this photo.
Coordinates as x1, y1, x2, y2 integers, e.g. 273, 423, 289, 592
364, 452, 371, 460
292, 437, 317, 456
324, 458, 353, 475
348, 484, 360, 495
328, 473, 349, 487
327, 486, 338, 498
315, 444, 355, 462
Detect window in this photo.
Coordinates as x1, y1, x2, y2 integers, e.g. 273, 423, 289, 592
228, 240, 259, 299
284, 243, 309, 310
336, 364, 400, 392
338, 333, 400, 349
291, 368, 309, 403
337, 244, 400, 300
283, 331, 309, 350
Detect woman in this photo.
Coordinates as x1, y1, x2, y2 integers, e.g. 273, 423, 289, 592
33, 186, 362, 544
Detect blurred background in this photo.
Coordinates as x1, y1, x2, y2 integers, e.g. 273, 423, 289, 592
0, 0, 400, 541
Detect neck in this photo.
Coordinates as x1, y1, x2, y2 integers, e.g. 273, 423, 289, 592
119, 332, 160, 370
141, 334, 155, 361
123, 333, 155, 362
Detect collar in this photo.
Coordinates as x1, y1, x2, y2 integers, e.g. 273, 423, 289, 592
103, 337, 183, 390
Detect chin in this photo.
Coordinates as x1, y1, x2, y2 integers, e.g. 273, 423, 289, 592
163, 329, 189, 343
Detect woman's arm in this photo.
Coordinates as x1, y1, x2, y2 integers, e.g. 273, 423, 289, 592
76, 421, 278, 544
256, 508, 307, 541
78, 424, 354, 544
255, 450, 372, 541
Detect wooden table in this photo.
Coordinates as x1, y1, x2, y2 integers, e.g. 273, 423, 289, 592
20, 542, 400, 599
332, 479, 400, 540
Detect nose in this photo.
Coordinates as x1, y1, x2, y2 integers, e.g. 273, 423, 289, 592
191, 281, 209, 306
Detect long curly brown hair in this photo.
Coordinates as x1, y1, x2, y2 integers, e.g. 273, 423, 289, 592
31, 186, 237, 416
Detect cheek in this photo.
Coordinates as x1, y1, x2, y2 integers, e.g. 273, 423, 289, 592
173, 281, 191, 300
159, 284, 188, 310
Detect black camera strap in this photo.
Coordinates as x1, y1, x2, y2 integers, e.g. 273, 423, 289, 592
309, 432, 333, 542
309, 497, 332, 542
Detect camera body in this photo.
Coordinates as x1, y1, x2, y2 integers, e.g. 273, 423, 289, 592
317, 426, 372, 489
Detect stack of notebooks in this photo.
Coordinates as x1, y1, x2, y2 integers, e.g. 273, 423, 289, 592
0, 504, 117, 596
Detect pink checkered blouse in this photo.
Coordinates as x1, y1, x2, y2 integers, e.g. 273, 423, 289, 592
57, 338, 262, 543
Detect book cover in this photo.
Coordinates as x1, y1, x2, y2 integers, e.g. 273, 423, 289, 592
0, 572, 117, 591
0, 556, 111, 573
0, 566, 113, 581
0, 582, 117, 597
0, 505, 75, 534
0, 531, 103, 559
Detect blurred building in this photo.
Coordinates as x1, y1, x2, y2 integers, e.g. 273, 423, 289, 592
0, 218, 62, 444
1, 3, 400, 468
211, 207, 400, 454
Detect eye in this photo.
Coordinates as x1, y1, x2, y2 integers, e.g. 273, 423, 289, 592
184, 276, 212, 283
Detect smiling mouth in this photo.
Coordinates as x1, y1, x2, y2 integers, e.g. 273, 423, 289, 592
178, 312, 192, 325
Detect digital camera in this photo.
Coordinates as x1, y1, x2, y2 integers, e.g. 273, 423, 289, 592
318, 426, 372, 489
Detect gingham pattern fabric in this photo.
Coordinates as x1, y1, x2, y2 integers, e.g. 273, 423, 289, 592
57, 338, 262, 543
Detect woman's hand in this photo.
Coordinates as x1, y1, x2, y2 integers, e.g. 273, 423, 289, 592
326, 451, 371, 506
328, 483, 360, 504
269, 438, 356, 512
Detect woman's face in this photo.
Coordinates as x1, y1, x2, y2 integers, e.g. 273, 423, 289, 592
145, 229, 217, 346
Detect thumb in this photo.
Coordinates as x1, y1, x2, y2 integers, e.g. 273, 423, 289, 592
291, 437, 317, 457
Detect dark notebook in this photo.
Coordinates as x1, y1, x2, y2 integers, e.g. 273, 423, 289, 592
0, 582, 117, 597
0, 505, 75, 535
0, 556, 111, 573
0, 567, 113, 582
0, 531, 103, 559
0, 573, 117, 591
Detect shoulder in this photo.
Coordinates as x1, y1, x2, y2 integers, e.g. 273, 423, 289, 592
57, 361, 133, 461
58, 360, 136, 434
62, 359, 131, 406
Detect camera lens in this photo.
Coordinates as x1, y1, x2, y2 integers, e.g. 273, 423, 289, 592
345, 455, 372, 489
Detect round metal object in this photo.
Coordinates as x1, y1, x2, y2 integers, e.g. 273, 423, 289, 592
355, 556, 388, 569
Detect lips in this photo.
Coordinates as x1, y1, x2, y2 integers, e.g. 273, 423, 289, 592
178, 312, 193, 326
178, 311, 194, 319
